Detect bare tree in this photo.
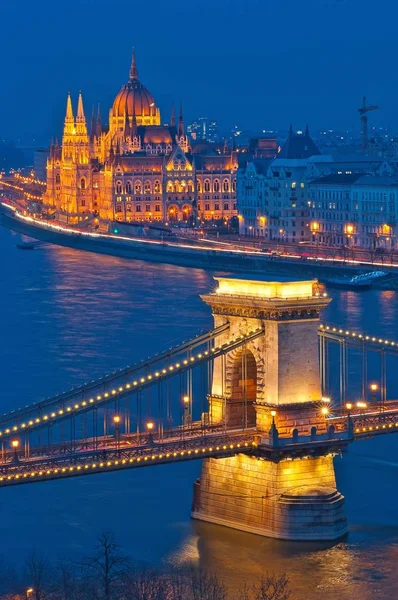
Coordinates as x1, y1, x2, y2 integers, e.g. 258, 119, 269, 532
25, 551, 57, 600
187, 567, 227, 600
79, 532, 130, 600
252, 573, 290, 600
121, 566, 171, 600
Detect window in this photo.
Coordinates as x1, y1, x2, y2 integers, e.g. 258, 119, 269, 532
55, 174, 61, 184
232, 179, 236, 192
155, 204, 160, 212
214, 180, 220, 192
81, 199, 86, 207
223, 202, 229, 210
126, 204, 132, 212
145, 204, 151, 212
197, 180, 202, 193
134, 181, 142, 194
115, 204, 122, 213
167, 181, 173, 192
116, 180, 122, 194
80, 178, 86, 190
205, 203, 210, 211
198, 203, 201, 211
223, 179, 229, 192
154, 180, 161, 193
204, 179, 210, 192
215, 203, 220, 210
125, 181, 132, 194
136, 205, 141, 212
144, 181, 151, 194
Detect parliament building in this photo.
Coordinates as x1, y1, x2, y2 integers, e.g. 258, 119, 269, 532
43, 51, 238, 225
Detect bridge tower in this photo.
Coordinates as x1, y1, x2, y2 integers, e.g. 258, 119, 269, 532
192, 276, 348, 541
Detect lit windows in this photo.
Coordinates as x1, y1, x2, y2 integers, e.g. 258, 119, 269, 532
134, 181, 142, 194
116, 180, 122, 194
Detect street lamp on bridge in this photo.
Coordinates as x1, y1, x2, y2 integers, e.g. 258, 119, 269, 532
11, 439, 19, 464
183, 395, 191, 427
146, 421, 155, 445
370, 382, 379, 404
113, 415, 121, 449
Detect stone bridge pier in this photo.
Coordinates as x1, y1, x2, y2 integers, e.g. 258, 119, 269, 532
192, 276, 348, 541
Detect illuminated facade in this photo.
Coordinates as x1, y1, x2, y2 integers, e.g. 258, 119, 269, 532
43, 51, 238, 225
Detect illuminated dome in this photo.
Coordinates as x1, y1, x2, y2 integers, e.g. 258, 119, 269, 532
111, 50, 160, 125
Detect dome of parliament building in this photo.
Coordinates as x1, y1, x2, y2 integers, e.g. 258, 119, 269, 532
111, 50, 160, 126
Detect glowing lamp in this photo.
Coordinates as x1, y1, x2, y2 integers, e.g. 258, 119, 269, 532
113, 415, 121, 424
183, 395, 189, 404
321, 407, 329, 416
270, 410, 277, 417
11, 440, 19, 449
321, 396, 331, 403
345, 403, 353, 411
146, 421, 154, 431
370, 383, 378, 392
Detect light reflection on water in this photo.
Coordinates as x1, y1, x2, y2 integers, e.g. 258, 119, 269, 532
1, 228, 398, 599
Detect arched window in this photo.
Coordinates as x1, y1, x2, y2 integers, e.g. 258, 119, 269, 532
116, 180, 122, 194
292, 428, 299, 442
125, 181, 132, 194
173, 160, 179, 170
204, 179, 210, 192
188, 180, 194, 193
144, 181, 151, 194
154, 180, 161, 193
223, 179, 229, 192
134, 181, 142, 194
174, 180, 181, 193
80, 178, 86, 190
223, 202, 229, 210
214, 203, 220, 211
310, 426, 317, 440
214, 180, 220, 193
55, 173, 61, 185
232, 178, 236, 192
197, 180, 202, 193
166, 181, 174, 193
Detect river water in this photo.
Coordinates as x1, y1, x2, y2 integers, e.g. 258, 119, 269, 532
1, 226, 398, 599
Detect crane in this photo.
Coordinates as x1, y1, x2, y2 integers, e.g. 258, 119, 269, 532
358, 96, 379, 153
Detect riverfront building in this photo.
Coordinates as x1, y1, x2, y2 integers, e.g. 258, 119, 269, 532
237, 128, 398, 248
43, 51, 238, 225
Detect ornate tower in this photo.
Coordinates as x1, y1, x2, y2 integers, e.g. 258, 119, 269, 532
192, 276, 348, 541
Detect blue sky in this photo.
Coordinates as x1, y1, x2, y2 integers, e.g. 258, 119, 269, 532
1, 0, 397, 141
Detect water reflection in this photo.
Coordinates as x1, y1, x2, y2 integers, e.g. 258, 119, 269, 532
2, 228, 398, 597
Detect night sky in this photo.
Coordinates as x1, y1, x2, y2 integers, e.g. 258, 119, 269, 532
1, 0, 397, 142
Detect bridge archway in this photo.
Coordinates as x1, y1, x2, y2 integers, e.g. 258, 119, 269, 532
226, 348, 257, 428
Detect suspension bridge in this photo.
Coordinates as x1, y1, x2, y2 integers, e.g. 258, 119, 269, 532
2, 275, 398, 540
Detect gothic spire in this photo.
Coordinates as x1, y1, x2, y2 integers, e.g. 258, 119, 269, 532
96, 104, 102, 137
178, 102, 184, 136
77, 92, 85, 121
170, 104, 176, 127
129, 47, 138, 81
65, 92, 74, 122
90, 106, 96, 140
